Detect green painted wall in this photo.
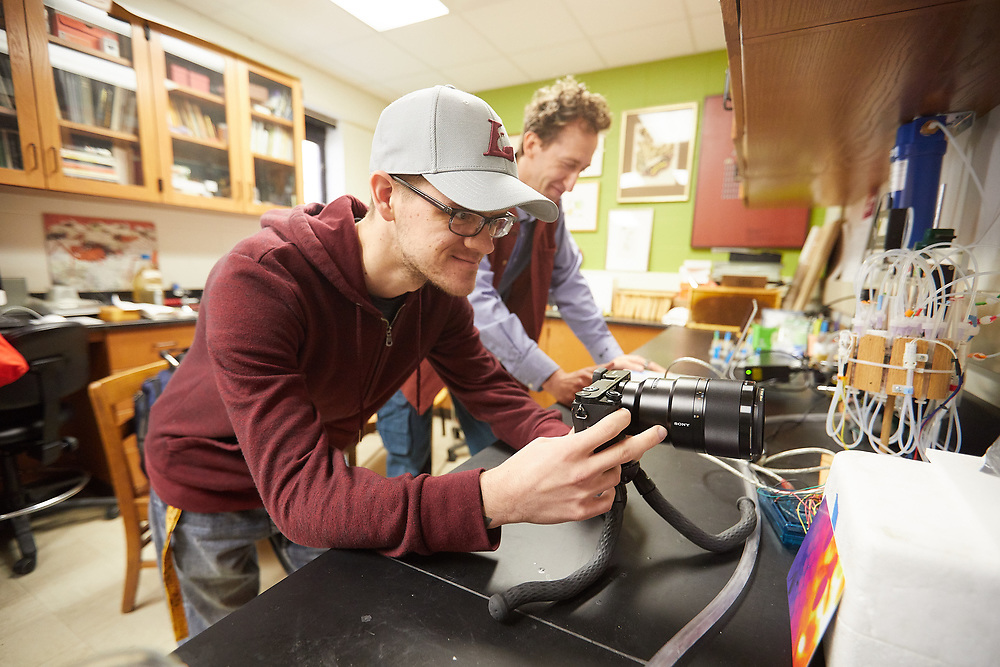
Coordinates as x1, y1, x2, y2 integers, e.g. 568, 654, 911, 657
477, 51, 824, 276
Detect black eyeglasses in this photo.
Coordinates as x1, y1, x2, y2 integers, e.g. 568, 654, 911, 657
391, 175, 516, 239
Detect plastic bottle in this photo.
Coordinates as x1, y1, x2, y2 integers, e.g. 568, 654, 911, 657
132, 254, 164, 305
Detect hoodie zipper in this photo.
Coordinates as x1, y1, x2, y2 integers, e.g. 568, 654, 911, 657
382, 316, 393, 346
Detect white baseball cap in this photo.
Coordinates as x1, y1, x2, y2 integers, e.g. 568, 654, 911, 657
370, 85, 559, 223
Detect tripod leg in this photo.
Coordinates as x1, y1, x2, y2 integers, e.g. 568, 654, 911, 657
488, 482, 627, 622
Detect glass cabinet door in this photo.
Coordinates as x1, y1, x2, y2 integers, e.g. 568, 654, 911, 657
24, 0, 158, 199
150, 31, 240, 210
241, 62, 302, 213
0, 0, 44, 186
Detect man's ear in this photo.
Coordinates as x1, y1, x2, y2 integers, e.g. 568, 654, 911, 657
370, 171, 395, 220
520, 131, 542, 158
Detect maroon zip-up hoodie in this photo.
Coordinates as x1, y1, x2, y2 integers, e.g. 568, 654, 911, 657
144, 196, 569, 556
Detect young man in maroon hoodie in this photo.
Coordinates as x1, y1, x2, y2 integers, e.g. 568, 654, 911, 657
144, 85, 666, 640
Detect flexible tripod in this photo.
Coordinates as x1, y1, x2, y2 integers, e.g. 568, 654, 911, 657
488, 459, 758, 622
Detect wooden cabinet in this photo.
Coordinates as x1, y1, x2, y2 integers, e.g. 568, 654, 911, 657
27, 0, 159, 198
0, 0, 303, 211
0, 0, 45, 186
149, 31, 241, 210
238, 61, 303, 214
147, 32, 303, 213
2, 0, 159, 197
721, 0, 1000, 208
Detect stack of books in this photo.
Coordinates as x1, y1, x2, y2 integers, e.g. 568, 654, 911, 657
60, 144, 132, 183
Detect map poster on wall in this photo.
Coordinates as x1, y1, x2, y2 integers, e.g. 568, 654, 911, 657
691, 95, 809, 248
44, 214, 158, 291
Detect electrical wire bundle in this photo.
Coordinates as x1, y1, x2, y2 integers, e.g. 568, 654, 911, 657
825, 241, 998, 460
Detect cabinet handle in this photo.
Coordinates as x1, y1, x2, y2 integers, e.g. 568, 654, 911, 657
152, 341, 178, 350
27, 144, 39, 172
46, 146, 58, 174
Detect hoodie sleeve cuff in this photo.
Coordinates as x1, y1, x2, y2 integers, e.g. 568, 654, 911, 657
418, 468, 500, 553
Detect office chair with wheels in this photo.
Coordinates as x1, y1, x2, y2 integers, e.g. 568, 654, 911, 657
88, 359, 170, 613
0, 320, 90, 575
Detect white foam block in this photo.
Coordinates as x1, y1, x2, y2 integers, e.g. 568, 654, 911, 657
822, 450, 1000, 667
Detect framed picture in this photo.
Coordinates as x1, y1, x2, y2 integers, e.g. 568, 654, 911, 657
43, 213, 157, 290
617, 102, 698, 203
562, 181, 600, 231
605, 208, 653, 272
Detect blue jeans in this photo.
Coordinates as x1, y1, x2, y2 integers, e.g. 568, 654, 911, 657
377, 390, 433, 478
149, 488, 327, 641
377, 389, 499, 477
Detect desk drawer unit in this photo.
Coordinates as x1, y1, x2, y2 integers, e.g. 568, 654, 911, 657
104, 324, 195, 373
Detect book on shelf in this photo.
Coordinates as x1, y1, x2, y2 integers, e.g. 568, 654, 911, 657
121, 91, 137, 134
95, 81, 113, 127
60, 145, 117, 165
251, 120, 293, 160
169, 97, 220, 141
78, 75, 95, 125
60, 142, 133, 185
109, 84, 125, 130
51, 69, 135, 133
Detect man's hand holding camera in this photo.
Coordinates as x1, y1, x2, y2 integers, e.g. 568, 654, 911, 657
479, 409, 666, 528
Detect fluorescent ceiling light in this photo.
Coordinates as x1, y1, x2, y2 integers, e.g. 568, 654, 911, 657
331, 0, 449, 32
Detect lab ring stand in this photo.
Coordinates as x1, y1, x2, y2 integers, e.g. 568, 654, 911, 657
487, 459, 758, 621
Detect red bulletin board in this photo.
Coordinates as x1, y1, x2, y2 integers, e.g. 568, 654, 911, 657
691, 95, 809, 248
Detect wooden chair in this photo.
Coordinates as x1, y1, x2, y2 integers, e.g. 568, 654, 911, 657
88, 359, 168, 613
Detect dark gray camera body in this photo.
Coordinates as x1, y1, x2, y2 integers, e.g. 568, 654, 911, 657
571, 368, 765, 460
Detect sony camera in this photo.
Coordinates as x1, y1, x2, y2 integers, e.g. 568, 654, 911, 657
571, 368, 765, 460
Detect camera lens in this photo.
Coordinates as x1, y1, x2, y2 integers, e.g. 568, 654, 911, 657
620, 376, 764, 460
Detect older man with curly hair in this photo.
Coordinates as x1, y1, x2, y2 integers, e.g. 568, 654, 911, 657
378, 77, 664, 477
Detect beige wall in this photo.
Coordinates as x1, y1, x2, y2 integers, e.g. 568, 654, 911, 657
0, 185, 262, 292
0, 0, 386, 293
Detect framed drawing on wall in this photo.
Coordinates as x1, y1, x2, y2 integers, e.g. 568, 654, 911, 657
562, 181, 600, 231
617, 102, 698, 203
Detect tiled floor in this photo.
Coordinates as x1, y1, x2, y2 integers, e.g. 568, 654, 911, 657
0, 427, 469, 666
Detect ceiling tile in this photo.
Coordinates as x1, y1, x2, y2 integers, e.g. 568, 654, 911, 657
441, 57, 532, 94
508, 40, 607, 82
592, 18, 695, 69
683, 0, 722, 18
689, 10, 726, 52
462, 0, 585, 54
383, 14, 505, 68
565, 0, 688, 36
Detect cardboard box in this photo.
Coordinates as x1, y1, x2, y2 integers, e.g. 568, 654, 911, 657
168, 64, 191, 87
51, 12, 116, 53
248, 82, 269, 103
187, 70, 210, 94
